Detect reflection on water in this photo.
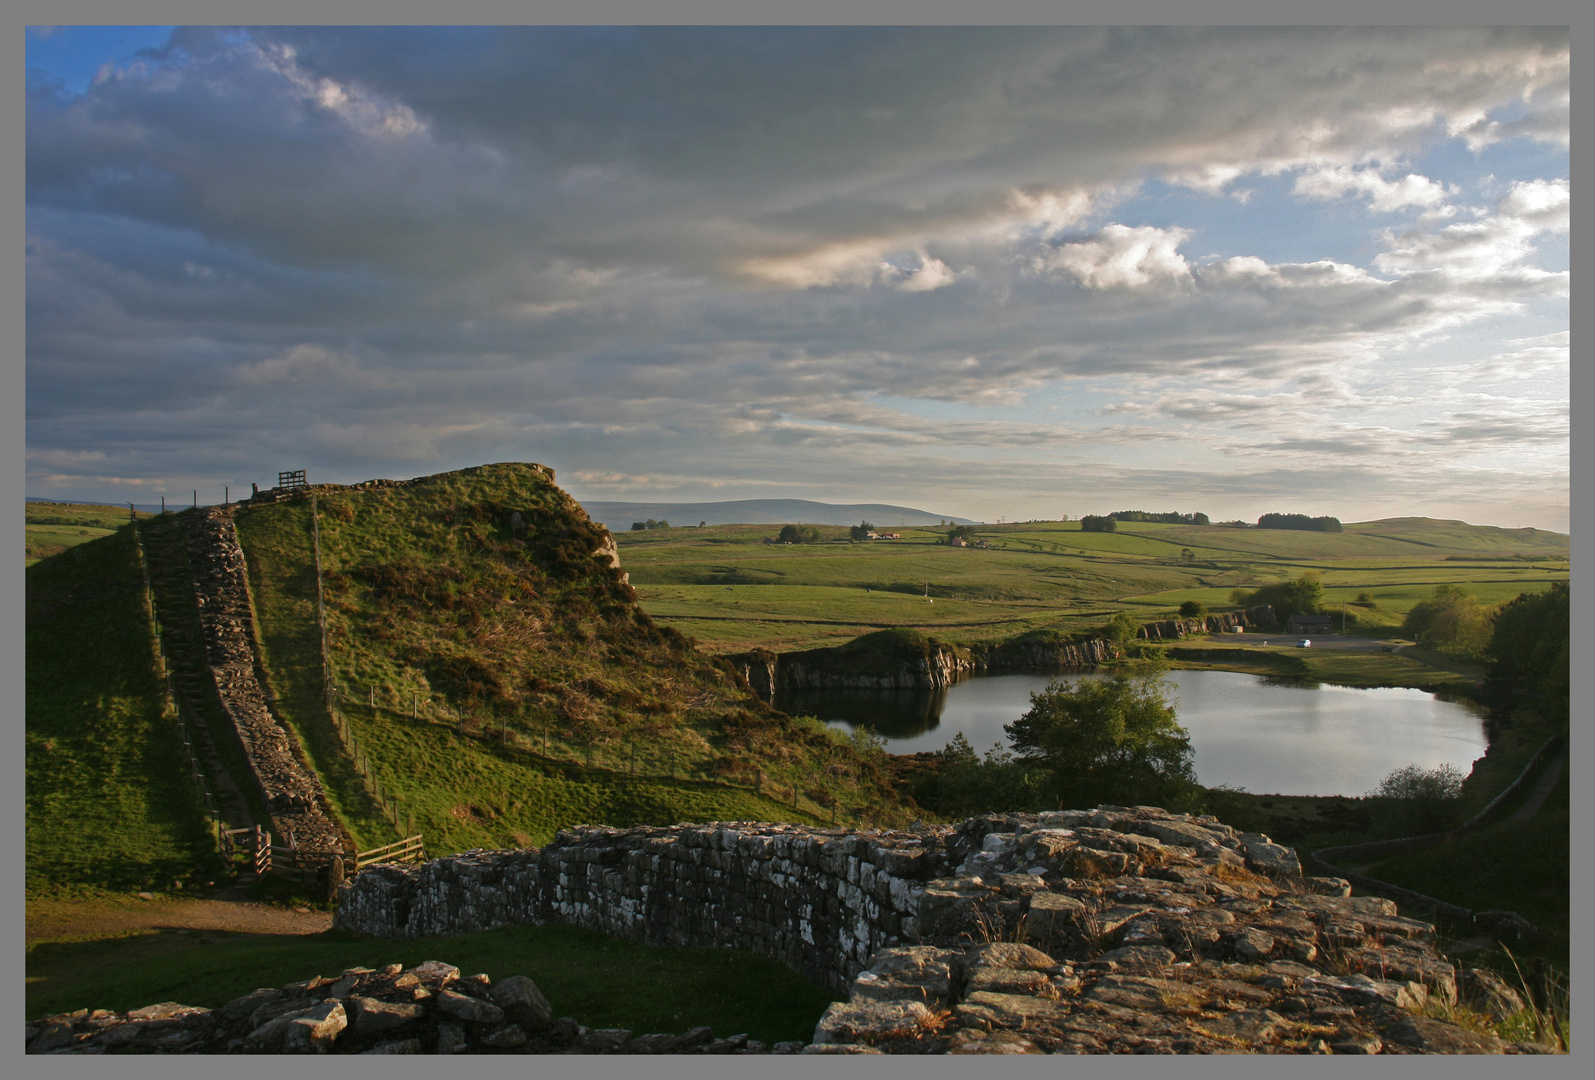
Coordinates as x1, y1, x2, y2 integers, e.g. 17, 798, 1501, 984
774, 686, 950, 739
776, 668, 1489, 797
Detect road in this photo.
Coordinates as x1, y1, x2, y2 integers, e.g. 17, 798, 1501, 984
1223, 633, 1405, 653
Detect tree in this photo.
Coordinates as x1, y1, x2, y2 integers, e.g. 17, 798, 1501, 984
1004, 666, 1199, 810
1367, 762, 1465, 834
1180, 548, 1196, 565
778, 524, 821, 544
631, 521, 647, 531
1080, 515, 1116, 533
1178, 599, 1207, 619
1405, 585, 1496, 659
1257, 513, 1342, 533
1234, 573, 1323, 620
1102, 612, 1141, 642
1486, 581, 1569, 725
850, 520, 876, 541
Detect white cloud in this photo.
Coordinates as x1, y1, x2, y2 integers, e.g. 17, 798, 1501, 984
1291, 166, 1455, 216
1031, 225, 1192, 290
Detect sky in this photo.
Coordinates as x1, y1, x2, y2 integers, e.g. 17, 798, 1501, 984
25, 26, 1570, 530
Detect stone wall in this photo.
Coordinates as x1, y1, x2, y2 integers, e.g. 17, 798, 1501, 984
186, 507, 348, 853
337, 806, 1386, 1001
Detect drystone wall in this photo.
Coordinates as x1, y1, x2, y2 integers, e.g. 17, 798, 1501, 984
186, 507, 347, 853
331, 807, 1536, 1054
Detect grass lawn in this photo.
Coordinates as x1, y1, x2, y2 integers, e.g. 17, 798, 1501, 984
25, 526, 217, 899
25, 923, 841, 1042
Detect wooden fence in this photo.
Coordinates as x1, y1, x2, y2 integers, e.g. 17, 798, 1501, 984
222, 825, 425, 881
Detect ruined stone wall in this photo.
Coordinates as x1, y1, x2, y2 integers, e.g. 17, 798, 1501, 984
336, 807, 1324, 996
186, 507, 347, 853
1138, 606, 1276, 641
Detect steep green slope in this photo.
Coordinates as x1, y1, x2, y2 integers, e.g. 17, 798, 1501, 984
233, 464, 901, 853
25, 526, 215, 898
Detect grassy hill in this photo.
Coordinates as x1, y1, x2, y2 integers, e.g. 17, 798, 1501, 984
617, 517, 1567, 654
230, 464, 903, 854
25, 524, 215, 899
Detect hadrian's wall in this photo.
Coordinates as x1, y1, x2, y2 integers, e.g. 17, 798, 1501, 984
337, 806, 1320, 995
186, 507, 347, 853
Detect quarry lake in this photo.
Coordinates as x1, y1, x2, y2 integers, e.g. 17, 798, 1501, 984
778, 670, 1490, 797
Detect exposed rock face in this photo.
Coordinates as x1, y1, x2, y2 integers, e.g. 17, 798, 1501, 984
34, 809, 1537, 1055
729, 637, 1122, 698
1138, 606, 1276, 641
185, 507, 346, 853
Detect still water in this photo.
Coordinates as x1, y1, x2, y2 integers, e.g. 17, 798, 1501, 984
775, 669, 1489, 797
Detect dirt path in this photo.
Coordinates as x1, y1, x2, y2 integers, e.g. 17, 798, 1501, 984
27, 886, 332, 945
1510, 749, 1567, 822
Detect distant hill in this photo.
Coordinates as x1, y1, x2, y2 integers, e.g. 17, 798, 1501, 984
578, 498, 978, 528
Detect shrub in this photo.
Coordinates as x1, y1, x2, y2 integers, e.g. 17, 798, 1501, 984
1178, 600, 1207, 619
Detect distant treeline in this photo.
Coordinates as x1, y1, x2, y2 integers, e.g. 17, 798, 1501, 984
630, 519, 671, 530
1109, 510, 1210, 525
1257, 513, 1342, 533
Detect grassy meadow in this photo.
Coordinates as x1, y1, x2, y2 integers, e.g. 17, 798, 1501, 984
617, 517, 1568, 662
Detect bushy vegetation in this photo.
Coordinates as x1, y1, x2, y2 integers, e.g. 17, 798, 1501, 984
849, 520, 875, 541
1257, 513, 1342, 532
1078, 515, 1116, 532
776, 524, 823, 544
904, 664, 1203, 817
1486, 582, 1568, 726
1178, 599, 1208, 619
1230, 572, 1324, 621
1109, 510, 1210, 525
630, 519, 670, 530
1403, 584, 1498, 660
1365, 762, 1466, 834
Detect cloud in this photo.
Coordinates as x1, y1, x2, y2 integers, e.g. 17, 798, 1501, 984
1031, 225, 1193, 290
23, 27, 1568, 529
1291, 166, 1455, 216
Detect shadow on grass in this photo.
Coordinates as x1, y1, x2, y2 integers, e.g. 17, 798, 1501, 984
26, 922, 841, 1043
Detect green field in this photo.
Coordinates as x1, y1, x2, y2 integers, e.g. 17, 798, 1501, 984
25, 502, 150, 566
618, 517, 1567, 657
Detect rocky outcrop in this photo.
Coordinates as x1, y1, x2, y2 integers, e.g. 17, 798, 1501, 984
186, 507, 347, 854
729, 636, 1122, 699
1138, 606, 1276, 641
325, 808, 1535, 1054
